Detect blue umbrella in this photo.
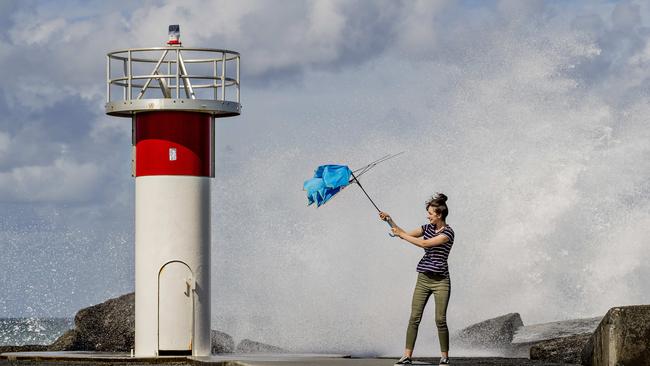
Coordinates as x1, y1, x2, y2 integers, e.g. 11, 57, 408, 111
303, 153, 404, 234
303, 164, 353, 207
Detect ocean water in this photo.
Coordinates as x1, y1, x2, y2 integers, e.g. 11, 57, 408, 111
0, 318, 73, 346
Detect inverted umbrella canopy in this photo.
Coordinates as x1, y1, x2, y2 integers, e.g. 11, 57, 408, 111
303, 153, 405, 236
303, 164, 352, 207
303, 152, 404, 209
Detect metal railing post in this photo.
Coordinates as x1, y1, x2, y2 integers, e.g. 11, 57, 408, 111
106, 55, 111, 103
213, 60, 218, 100
177, 52, 196, 99
122, 59, 127, 100
236, 56, 240, 103
175, 49, 180, 99
221, 52, 226, 101
127, 50, 132, 100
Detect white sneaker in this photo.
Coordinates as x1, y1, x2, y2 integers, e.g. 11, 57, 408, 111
394, 356, 412, 365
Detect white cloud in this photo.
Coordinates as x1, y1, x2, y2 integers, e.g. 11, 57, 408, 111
0, 158, 100, 202
0, 131, 9, 156
393, 0, 449, 57
9, 17, 67, 46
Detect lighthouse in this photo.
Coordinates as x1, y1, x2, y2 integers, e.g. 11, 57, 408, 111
105, 25, 240, 357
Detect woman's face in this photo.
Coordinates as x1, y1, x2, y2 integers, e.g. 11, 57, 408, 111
427, 206, 441, 224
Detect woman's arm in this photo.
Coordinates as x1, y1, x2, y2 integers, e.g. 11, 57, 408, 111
391, 228, 449, 248
379, 212, 423, 237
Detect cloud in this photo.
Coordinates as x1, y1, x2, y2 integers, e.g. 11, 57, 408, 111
9, 17, 68, 46
0, 158, 100, 203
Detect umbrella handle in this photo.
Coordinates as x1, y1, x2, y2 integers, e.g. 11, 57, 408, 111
386, 221, 396, 237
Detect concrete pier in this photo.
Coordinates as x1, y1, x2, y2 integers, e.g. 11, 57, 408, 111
0, 351, 579, 365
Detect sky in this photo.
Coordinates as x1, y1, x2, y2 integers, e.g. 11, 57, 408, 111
1, 0, 650, 356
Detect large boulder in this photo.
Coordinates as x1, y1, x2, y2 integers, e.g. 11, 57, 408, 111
512, 317, 601, 344
529, 333, 591, 364
457, 313, 524, 350
235, 339, 286, 353
47, 292, 235, 354
0, 345, 47, 353
71, 292, 135, 351
47, 329, 82, 351
509, 316, 601, 360
582, 305, 650, 366
211, 330, 235, 354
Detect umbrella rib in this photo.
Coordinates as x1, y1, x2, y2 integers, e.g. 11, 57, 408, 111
306, 152, 404, 208
350, 151, 404, 181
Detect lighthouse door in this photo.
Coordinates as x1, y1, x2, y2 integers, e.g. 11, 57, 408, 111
158, 261, 193, 354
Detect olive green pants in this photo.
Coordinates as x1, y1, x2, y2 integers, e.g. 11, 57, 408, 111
405, 272, 451, 352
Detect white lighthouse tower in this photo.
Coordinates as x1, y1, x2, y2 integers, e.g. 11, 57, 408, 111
105, 25, 240, 357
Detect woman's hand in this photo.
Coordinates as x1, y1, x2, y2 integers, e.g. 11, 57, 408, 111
379, 211, 391, 221
391, 227, 405, 238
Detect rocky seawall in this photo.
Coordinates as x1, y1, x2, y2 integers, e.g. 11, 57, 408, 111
3, 294, 649, 365
454, 305, 650, 365
0, 292, 284, 355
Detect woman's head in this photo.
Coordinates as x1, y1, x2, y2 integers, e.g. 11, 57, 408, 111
425, 193, 448, 221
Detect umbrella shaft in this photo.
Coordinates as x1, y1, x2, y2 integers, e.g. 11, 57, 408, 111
350, 172, 381, 213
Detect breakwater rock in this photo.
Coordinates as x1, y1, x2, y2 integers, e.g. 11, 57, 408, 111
457, 313, 524, 351
45, 292, 280, 354
512, 317, 601, 344
529, 333, 591, 364
515, 317, 601, 361
235, 339, 286, 353
46, 292, 134, 351
582, 305, 650, 366
0, 345, 47, 353
456, 313, 602, 361
459, 306, 650, 364
73, 292, 134, 351
211, 330, 234, 354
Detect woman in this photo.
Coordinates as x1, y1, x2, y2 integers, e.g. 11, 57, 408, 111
380, 193, 454, 366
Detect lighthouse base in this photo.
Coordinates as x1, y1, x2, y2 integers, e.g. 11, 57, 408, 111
135, 175, 211, 357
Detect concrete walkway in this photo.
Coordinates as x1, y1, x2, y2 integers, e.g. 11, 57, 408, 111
0, 352, 579, 365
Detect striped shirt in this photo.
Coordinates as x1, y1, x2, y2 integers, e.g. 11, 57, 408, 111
416, 224, 455, 277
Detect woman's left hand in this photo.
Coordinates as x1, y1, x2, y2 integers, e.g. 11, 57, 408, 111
391, 227, 404, 238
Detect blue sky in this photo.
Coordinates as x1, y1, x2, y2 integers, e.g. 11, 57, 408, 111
1, 0, 650, 355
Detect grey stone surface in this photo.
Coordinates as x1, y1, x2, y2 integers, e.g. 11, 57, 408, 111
211, 330, 234, 354
47, 329, 81, 351
70, 292, 135, 352
505, 316, 602, 361
512, 317, 601, 344
528, 333, 591, 364
456, 313, 524, 349
45, 292, 235, 354
0, 345, 47, 353
582, 305, 650, 366
235, 339, 287, 353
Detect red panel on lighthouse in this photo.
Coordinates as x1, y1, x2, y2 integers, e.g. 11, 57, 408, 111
135, 111, 212, 177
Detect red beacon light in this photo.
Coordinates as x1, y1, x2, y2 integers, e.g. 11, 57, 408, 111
167, 24, 181, 45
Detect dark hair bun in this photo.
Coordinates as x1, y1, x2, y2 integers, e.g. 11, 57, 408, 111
433, 193, 448, 203
425, 192, 448, 211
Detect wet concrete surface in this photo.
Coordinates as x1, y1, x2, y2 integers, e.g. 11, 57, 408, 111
0, 352, 580, 365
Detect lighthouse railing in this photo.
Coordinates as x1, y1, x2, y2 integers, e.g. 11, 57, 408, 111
106, 47, 240, 116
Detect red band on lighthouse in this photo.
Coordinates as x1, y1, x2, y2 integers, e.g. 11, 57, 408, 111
135, 111, 212, 177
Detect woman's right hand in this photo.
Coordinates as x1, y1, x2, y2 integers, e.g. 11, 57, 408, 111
379, 211, 390, 221
391, 227, 404, 238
